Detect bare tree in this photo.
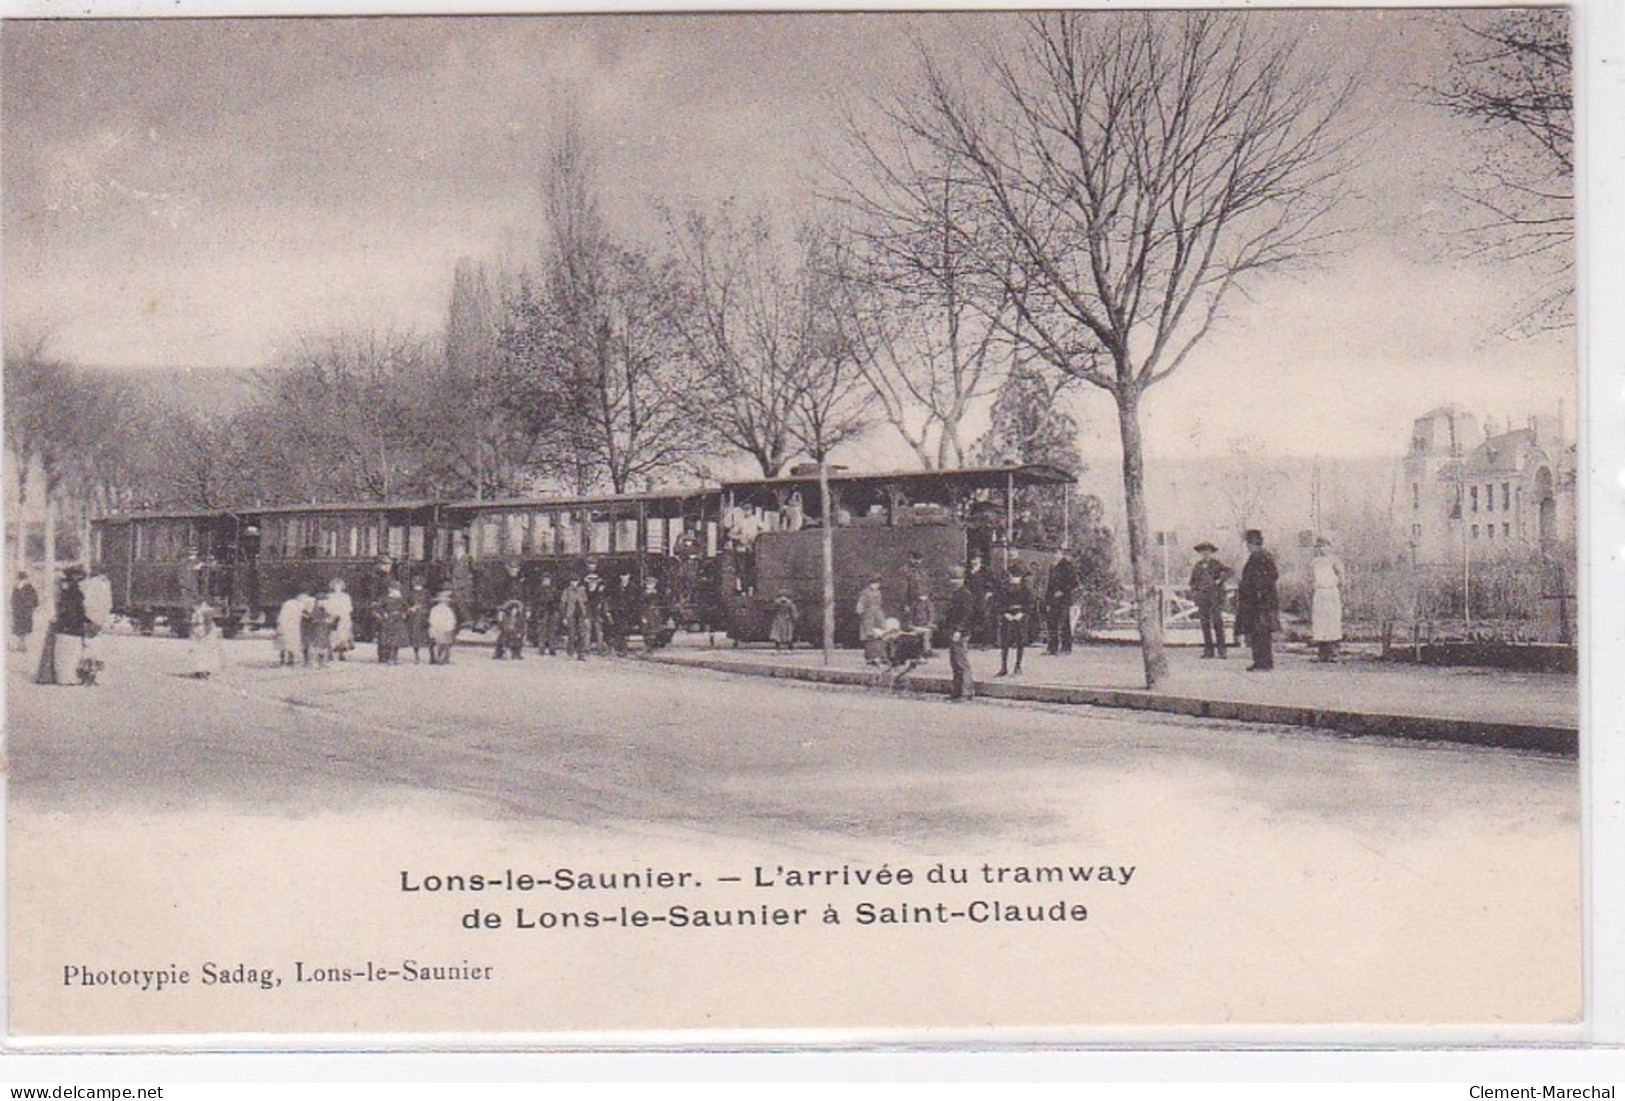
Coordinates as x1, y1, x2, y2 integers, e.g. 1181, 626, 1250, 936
503, 112, 713, 495
833, 141, 1012, 470
250, 330, 434, 503
664, 202, 809, 478
1424, 9, 1572, 332
891, 11, 1356, 688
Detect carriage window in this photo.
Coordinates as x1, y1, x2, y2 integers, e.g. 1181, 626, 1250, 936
320, 525, 340, 558
532, 512, 555, 555
408, 526, 426, 561
646, 519, 666, 555
557, 512, 579, 556
360, 524, 378, 559
506, 513, 526, 555
591, 518, 612, 555
615, 518, 638, 552
388, 525, 406, 560
472, 516, 501, 559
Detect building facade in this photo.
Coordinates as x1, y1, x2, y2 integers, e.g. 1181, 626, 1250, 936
1401, 405, 1575, 568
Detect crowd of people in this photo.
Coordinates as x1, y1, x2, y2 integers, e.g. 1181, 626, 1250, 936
838, 527, 1342, 701
9, 526, 1345, 692
17, 565, 113, 686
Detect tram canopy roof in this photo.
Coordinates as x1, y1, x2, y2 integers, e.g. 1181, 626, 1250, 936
722, 463, 1076, 498
97, 499, 443, 523
442, 487, 718, 512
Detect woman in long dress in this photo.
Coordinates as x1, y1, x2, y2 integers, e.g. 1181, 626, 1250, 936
1310, 537, 1345, 663
326, 578, 355, 661
187, 602, 225, 678
769, 591, 798, 651
36, 568, 87, 685
275, 593, 306, 666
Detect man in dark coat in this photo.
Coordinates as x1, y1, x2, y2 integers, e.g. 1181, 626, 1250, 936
11, 572, 39, 653
532, 575, 560, 656
996, 564, 1036, 677
583, 561, 610, 655
1188, 541, 1234, 659
1234, 529, 1280, 671
940, 566, 977, 702
374, 583, 409, 664
405, 580, 431, 664
965, 554, 993, 647
1044, 550, 1080, 655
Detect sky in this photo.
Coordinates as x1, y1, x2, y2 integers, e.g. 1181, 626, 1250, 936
0, 9, 1577, 463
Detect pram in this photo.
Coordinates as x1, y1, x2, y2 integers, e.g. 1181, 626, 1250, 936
872, 627, 930, 689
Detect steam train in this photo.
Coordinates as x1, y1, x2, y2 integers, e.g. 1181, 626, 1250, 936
88, 464, 1075, 645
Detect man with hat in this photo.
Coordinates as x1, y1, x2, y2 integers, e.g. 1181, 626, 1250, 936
405, 580, 431, 664
1188, 541, 1234, 659
1235, 529, 1280, 671
582, 558, 609, 656
1044, 549, 1080, 656
940, 565, 977, 701
996, 561, 1036, 677
901, 550, 934, 654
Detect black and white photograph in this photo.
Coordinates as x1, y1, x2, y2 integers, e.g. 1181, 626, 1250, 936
1, 6, 1595, 1043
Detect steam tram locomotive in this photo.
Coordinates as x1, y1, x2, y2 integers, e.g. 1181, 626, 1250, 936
88, 464, 1074, 645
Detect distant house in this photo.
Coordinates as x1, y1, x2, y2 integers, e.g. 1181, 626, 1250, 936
1401, 406, 1576, 568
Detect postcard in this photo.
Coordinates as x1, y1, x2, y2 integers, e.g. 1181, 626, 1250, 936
2, 6, 1598, 1045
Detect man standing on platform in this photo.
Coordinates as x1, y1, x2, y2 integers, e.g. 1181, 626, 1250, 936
1044, 549, 1079, 656
1235, 529, 1280, 672
941, 566, 976, 702
1188, 541, 1234, 660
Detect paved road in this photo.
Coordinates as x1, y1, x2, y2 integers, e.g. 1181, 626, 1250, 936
6, 634, 1582, 1035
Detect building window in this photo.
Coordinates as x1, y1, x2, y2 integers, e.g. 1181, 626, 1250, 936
1504, 523, 1511, 538
1470, 486, 1478, 512
1412, 483, 1420, 510
1502, 483, 1511, 510
1485, 483, 1494, 512
1487, 525, 1495, 539
1471, 524, 1479, 539
1411, 523, 1422, 539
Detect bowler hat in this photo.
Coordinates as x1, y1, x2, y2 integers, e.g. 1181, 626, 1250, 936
1244, 529, 1264, 544
1194, 541, 1218, 553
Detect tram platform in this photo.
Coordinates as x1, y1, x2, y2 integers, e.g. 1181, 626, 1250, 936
648, 637, 1580, 755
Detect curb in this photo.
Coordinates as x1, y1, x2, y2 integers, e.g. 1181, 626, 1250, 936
645, 654, 1578, 757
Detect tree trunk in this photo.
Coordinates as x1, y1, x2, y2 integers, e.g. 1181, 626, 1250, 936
819, 459, 834, 666
1115, 387, 1167, 690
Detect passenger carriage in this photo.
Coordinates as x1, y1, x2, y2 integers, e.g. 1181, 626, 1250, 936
445, 488, 724, 641
90, 509, 254, 636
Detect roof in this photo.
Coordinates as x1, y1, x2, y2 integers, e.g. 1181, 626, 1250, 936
443, 487, 719, 512
95, 499, 443, 523
1464, 429, 1549, 475
722, 463, 1077, 494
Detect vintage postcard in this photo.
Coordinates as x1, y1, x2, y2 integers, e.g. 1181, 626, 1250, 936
1, 7, 1601, 1047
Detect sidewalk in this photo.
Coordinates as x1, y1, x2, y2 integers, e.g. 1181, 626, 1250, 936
648, 638, 1579, 756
